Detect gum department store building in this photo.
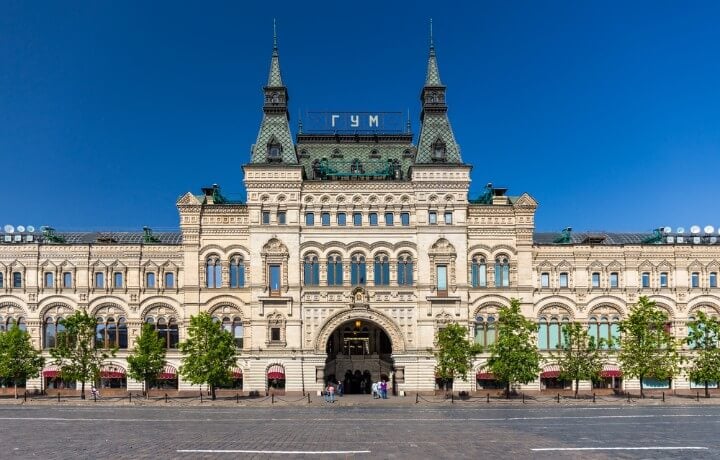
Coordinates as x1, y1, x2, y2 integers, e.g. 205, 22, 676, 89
1, 36, 719, 396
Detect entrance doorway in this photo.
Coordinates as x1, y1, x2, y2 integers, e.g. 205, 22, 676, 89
324, 319, 393, 395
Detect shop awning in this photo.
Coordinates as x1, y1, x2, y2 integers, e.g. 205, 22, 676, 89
42, 365, 61, 378
476, 372, 495, 380
158, 364, 177, 380
601, 364, 622, 378
101, 365, 126, 379
267, 364, 285, 380
540, 365, 561, 379
230, 367, 243, 379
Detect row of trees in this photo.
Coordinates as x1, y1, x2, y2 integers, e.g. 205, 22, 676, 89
436, 296, 720, 397
0, 311, 237, 400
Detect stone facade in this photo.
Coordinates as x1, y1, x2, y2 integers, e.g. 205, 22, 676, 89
1, 37, 718, 396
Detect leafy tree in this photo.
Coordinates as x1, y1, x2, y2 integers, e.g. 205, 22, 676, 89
617, 296, 681, 397
686, 311, 720, 398
179, 312, 237, 400
553, 322, 604, 397
50, 309, 116, 399
0, 325, 45, 398
127, 322, 167, 398
435, 322, 483, 390
486, 299, 541, 397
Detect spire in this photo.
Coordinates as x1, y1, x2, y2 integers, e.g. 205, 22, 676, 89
268, 18, 283, 87
425, 18, 442, 86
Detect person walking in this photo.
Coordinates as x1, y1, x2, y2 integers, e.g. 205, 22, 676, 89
337, 381, 344, 397
371, 381, 379, 399
380, 380, 388, 399
325, 383, 335, 403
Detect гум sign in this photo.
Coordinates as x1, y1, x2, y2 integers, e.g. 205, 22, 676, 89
304, 112, 404, 133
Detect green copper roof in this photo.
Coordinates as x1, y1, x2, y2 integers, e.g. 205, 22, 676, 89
415, 113, 461, 163
251, 115, 296, 163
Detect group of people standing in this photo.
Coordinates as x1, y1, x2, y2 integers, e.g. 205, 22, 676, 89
323, 380, 344, 403
371, 380, 389, 399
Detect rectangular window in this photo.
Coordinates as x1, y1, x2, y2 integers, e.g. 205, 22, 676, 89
95, 272, 104, 289
444, 211, 453, 224
337, 212, 346, 226
369, 213, 378, 226
305, 213, 314, 226
63, 272, 72, 288
114, 272, 123, 288
271, 327, 281, 341
660, 272, 668, 288
44, 272, 54, 288
269, 264, 281, 295
277, 211, 286, 225
400, 212, 410, 226
262, 211, 270, 225
146, 272, 156, 288
642, 272, 650, 288
691, 272, 700, 288
429, 211, 437, 225
321, 212, 330, 226
165, 272, 175, 288
591, 272, 600, 288
384, 212, 393, 226
541, 272, 550, 288
711, 272, 718, 288
437, 265, 448, 296
610, 272, 618, 288
12, 272, 22, 288
353, 212, 362, 226
559, 272, 569, 288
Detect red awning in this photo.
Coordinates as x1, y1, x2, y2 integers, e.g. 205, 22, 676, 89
541, 365, 561, 379
601, 365, 622, 378
101, 365, 126, 379
476, 372, 495, 380
43, 365, 61, 378
267, 364, 285, 380
158, 365, 177, 380
230, 367, 243, 379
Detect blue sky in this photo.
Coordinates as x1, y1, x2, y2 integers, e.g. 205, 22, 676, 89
1, 0, 719, 232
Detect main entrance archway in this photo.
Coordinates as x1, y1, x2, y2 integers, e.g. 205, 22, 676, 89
324, 319, 393, 394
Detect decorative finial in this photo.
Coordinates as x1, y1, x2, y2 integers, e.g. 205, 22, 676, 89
406, 108, 411, 133
429, 18, 434, 50
273, 18, 278, 51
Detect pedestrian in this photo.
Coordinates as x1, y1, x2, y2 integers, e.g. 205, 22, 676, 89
360, 379, 366, 394
380, 380, 388, 399
325, 383, 335, 403
337, 381, 344, 397
90, 386, 101, 399
371, 381, 379, 399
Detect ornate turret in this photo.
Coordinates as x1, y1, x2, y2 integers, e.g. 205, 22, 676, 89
415, 22, 462, 164
250, 21, 296, 164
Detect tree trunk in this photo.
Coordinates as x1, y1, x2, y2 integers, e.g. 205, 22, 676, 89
506, 381, 510, 399
81, 381, 86, 400
14, 380, 18, 399
639, 375, 643, 399
575, 378, 579, 398
145, 378, 150, 399
211, 385, 217, 401
705, 381, 710, 398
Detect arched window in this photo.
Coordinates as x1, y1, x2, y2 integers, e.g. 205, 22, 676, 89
44, 272, 54, 288
233, 317, 244, 348
206, 256, 222, 288
471, 256, 487, 288
271, 92, 280, 103
538, 316, 568, 350
494, 255, 510, 287
44, 316, 65, 349
148, 316, 179, 349
164, 272, 175, 288
588, 314, 621, 349
374, 254, 390, 286
229, 255, 245, 288
327, 254, 343, 286
351, 254, 366, 286
95, 316, 128, 349
397, 254, 414, 286
146, 272, 156, 288
474, 315, 497, 347
431, 139, 446, 162
303, 254, 320, 286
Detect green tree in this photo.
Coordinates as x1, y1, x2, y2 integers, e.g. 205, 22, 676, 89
553, 322, 604, 397
486, 299, 541, 397
50, 309, 116, 399
127, 322, 167, 399
686, 311, 720, 398
0, 325, 45, 398
179, 312, 237, 400
435, 322, 483, 391
618, 296, 681, 397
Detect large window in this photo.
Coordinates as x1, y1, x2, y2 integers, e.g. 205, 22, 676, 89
471, 257, 487, 288
374, 254, 390, 286
146, 317, 179, 349
327, 254, 343, 286
229, 256, 245, 288
269, 264, 282, 295
475, 315, 497, 347
114, 272, 123, 288
206, 256, 222, 288
146, 272, 156, 289
591, 272, 600, 288
609, 272, 619, 288
164, 272, 175, 289
43, 317, 66, 349
95, 316, 128, 349
12, 272, 22, 288
587, 315, 621, 349
537, 316, 569, 350
303, 254, 320, 286
63, 272, 72, 288
559, 272, 569, 288
94, 272, 104, 289
397, 254, 413, 286
44, 272, 54, 288
642, 272, 650, 288
351, 254, 366, 285
540, 272, 550, 288
494, 256, 510, 288
660, 272, 668, 288
691, 272, 700, 288
219, 316, 244, 348
0, 316, 26, 333
436, 265, 448, 296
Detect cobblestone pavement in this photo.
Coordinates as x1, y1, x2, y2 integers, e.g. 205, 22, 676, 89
1, 403, 719, 459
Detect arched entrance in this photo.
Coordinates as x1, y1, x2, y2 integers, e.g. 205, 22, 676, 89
324, 319, 393, 394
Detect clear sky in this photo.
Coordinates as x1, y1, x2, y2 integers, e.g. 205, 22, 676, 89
1, 0, 719, 232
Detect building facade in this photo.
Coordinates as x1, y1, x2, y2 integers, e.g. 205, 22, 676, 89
2, 37, 719, 396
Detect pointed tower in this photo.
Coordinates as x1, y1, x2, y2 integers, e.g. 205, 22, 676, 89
415, 26, 462, 164
249, 22, 296, 164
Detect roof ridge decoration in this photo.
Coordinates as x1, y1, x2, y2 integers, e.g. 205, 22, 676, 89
415, 25, 462, 165
250, 21, 296, 165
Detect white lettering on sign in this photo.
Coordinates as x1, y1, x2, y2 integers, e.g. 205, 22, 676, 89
350, 115, 359, 127
368, 115, 379, 127
331, 114, 340, 127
